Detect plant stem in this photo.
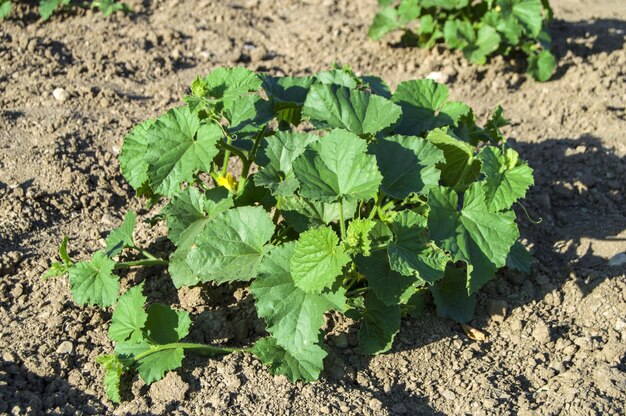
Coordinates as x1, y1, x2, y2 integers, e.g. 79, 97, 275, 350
128, 342, 252, 364
338, 198, 347, 240
115, 259, 168, 269
272, 196, 283, 224
238, 128, 266, 193
346, 287, 369, 298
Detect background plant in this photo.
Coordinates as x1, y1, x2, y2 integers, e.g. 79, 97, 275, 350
0, 0, 129, 20
45, 65, 534, 402
369, 0, 557, 81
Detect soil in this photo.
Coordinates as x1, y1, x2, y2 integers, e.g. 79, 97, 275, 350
1, 0, 625, 415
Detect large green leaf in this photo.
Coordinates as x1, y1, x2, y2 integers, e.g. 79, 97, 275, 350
387, 211, 449, 282
370, 134, 445, 199
430, 264, 476, 322
201, 66, 262, 101
144, 304, 192, 345
391, 79, 471, 135
358, 292, 401, 355
108, 284, 148, 344
425, 128, 481, 191
292, 129, 383, 203
261, 75, 315, 125
254, 132, 320, 197
478, 146, 534, 212
119, 119, 155, 193
69, 251, 118, 307
253, 337, 326, 383
355, 250, 418, 306
162, 187, 233, 247
497, 0, 543, 38
428, 184, 519, 294
116, 341, 184, 385
302, 84, 402, 135
251, 243, 345, 354
184, 206, 275, 284
145, 107, 221, 196
223, 94, 274, 136
290, 226, 350, 294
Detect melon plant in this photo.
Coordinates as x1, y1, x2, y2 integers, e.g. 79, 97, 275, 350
45, 65, 534, 402
369, 0, 557, 81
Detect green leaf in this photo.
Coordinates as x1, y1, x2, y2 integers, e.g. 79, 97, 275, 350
507, 241, 532, 273
261, 75, 315, 125
425, 128, 481, 191
201, 66, 262, 101
162, 187, 233, 247
527, 49, 556, 81
69, 251, 118, 307
117, 342, 184, 385
345, 218, 375, 256
105, 211, 137, 257
387, 211, 449, 282
254, 132, 320, 197
465, 25, 501, 65
144, 304, 192, 344
292, 129, 383, 203
185, 206, 275, 284
145, 107, 221, 197
392, 79, 470, 135
430, 264, 476, 322
108, 284, 148, 344
498, 0, 543, 38
281, 195, 357, 233
358, 292, 400, 354
368, 7, 399, 40
43, 236, 73, 279
315, 68, 360, 89
223, 94, 274, 136
302, 84, 402, 135
119, 119, 155, 193
253, 337, 326, 383
291, 226, 351, 294
251, 243, 345, 354
96, 355, 125, 403
370, 134, 445, 199
478, 146, 534, 212
0, 1, 12, 20
355, 250, 417, 306
428, 184, 519, 294
39, 0, 70, 20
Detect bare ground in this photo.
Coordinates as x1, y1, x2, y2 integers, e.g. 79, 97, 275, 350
0, 0, 625, 415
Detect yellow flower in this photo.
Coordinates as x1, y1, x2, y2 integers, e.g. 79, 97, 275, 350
217, 173, 238, 192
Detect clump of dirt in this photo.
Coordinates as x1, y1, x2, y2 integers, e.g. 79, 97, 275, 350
1, 1, 625, 415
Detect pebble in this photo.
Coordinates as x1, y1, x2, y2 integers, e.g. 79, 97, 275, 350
615, 317, 626, 332
442, 389, 456, 400
56, 341, 74, 354
532, 322, 551, 344
368, 398, 383, 411
426, 71, 449, 84
52, 87, 69, 102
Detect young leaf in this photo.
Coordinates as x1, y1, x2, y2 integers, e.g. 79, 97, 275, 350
302, 84, 402, 135
425, 128, 481, 191
292, 129, 383, 203
497, 0, 544, 38
39, 0, 70, 20
0, 1, 12, 20
108, 284, 148, 344
290, 226, 351, 294
251, 243, 345, 354
387, 210, 449, 282
145, 107, 221, 197
253, 337, 327, 383
527, 49, 556, 81
184, 206, 275, 284
261, 75, 315, 126
370, 134, 445, 199
144, 304, 192, 344
430, 264, 476, 322
355, 250, 418, 306
69, 251, 119, 307
105, 211, 137, 257
116, 341, 184, 385
345, 218, 375, 256
254, 132, 320, 197
478, 146, 534, 212
281, 195, 357, 233
368, 7, 400, 40
96, 354, 125, 403
358, 292, 401, 355
428, 184, 519, 294
43, 236, 73, 280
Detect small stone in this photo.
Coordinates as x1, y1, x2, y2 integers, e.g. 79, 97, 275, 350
532, 322, 551, 344
52, 87, 69, 102
615, 317, 626, 332
487, 299, 507, 323
608, 253, 626, 267
56, 341, 74, 355
368, 398, 383, 411
426, 71, 449, 84
10, 283, 24, 298
442, 389, 456, 400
